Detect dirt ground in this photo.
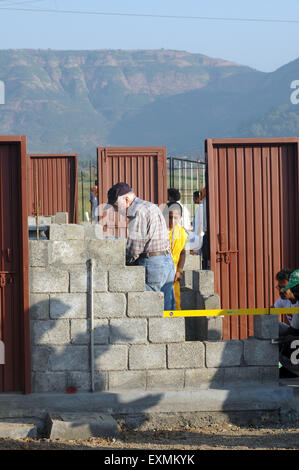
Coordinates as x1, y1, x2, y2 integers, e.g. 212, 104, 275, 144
1, 422, 299, 450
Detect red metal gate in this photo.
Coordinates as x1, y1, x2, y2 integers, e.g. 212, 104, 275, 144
27, 154, 79, 223
97, 147, 167, 236
206, 138, 299, 339
0, 137, 30, 392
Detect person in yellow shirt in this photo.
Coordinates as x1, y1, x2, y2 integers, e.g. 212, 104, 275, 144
165, 202, 188, 310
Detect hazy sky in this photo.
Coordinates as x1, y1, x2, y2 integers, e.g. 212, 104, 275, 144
0, 0, 298, 72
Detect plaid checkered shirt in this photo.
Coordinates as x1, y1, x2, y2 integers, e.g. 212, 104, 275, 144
126, 198, 170, 263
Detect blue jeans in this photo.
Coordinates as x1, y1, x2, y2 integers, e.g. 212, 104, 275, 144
138, 254, 176, 310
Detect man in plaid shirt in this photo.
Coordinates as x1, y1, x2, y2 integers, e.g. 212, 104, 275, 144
105, 182, 176, 310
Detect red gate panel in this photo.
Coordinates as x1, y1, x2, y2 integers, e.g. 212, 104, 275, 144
206, 138, 299, 339
27, 154, 79, 224
0, 136, 30, 392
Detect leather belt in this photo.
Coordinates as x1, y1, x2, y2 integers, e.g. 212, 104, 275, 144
139, 250, 169, 259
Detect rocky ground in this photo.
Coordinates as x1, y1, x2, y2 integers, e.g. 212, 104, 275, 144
1, 422, 299, 450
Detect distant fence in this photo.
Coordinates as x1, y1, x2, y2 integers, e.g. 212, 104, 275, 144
167, 157, 206, 218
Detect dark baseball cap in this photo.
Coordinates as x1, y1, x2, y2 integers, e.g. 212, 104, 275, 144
104, 182, 132, 209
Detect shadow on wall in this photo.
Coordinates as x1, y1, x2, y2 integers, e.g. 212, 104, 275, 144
31, 298, 163, 428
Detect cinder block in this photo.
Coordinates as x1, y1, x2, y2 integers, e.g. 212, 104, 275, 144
167, 342, 205, 369
48, 240, 86, 265
53, 212, 69, 224
108, 371, 146, 390
31, 320, 70, 345
94, 345, 127, 371
64, 372, 91, 391
88, 239, 126, 266
30, 293, 50, 320
81, 224, 103, 240
180, 290, 198, 310
69, 264, 108, 293
148, 318, 185, 343
32, 372, 67, 392
181, 271, 193, 289
94, 372, 108, 391
49, 345, 89, 371
48, 413, 119, 440
193, 270, 215, 296
243, 338, 279, 366
109, 267, 145, 292
29, 240, 49, 266
260, 366, 279, 384
30, 267, 69, 293
49, 224, 84, 241
146, 370, 185, 390
50, 294, 87, 319
94, 293, 126, 318
129, 344, 166, 370
184, 253, 200, 270
70, 319, 109, 344
223, 366, 262, 385
110, 319, 147, 344
185, 368, 224, 389
202, 294, 221, 310
127, 292, 164, 317
0, 423, 37, 439
254, 314, 279, 339
205, 340, 243, 368
31, 346, 51, 371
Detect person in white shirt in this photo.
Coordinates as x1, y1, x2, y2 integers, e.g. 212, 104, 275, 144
274, 269, 299, 336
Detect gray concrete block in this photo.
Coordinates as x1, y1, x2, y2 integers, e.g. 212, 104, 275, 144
223, 367, 262, 385
48, 413, 119, 440
31, 346, 52, 371
50, 294, 87, 319
30, 293, 50, 320
49, 224, 84, 241
94, 345, 128, 371
94, 293, 126, 318
110, 319, 147, 344
30, 267, 69, 293
109, 267, 145, 292
29, 240, 49, 266
82, 224, 103, 240
148, 318, 185, 343
32, 372, 67, 392
193, 270, 215, 296
53, 212, 69, 224
180, 289, 198, 310
31, 320, 70, 345
129, 344, 166, 370
88, 239, 126, 266
64, 372, 91, 392
127, 291, 164, 317
167, 342, 205, 369
108, 371, 147, 391
0, 422, 37, 439
94, 372, 108, 391
184, 253, 200, 270
71, 319, 109, 344
50, 346, 89, 371
260, 366, 279, 384
69, 264, 108, 293
146, 370, 185, 390
48, 240, 86, 265
243, 338, 279, 366
205, 340, 243, 368
254, 314, 279, 339
185, 368, 224, 389
181, 270, 193, 289
203, 294, 221, 310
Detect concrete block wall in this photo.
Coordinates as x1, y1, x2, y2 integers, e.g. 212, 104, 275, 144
29, 226, 279, 393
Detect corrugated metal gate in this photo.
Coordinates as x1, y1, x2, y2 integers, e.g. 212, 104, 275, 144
0, 137, 30, 392
27, 154, 79, 223
206, 138, 299, 340
97, 147, 167, 236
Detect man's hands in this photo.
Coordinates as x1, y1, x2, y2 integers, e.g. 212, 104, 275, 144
174, 270, 183, 282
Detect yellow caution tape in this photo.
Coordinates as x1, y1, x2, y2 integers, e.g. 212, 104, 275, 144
163, 308, 299, 318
